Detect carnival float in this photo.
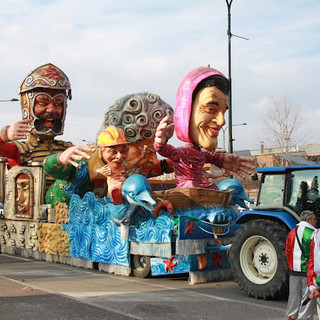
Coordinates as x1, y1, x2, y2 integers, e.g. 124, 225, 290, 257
0, 64, 254, 284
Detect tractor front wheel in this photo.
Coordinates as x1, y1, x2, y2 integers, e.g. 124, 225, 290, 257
229, 219, 289, 299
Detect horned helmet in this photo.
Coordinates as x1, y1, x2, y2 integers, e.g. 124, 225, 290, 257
18, 63, 72, 138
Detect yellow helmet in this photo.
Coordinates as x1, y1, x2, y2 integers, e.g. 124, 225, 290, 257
97, 125, 129, 147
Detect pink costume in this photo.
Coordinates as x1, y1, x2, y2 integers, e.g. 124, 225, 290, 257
155, 66, 226, 189
154, 142, 223, 189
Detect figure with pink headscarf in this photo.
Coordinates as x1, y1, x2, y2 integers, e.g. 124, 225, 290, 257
154, 66, 255, 189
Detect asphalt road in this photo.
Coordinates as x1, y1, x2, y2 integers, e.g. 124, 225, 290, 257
0, 254, 291, 320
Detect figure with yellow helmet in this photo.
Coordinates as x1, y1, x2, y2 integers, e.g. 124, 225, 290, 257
96, 126, 147, 204
44, 125, 147, 205
43, 92, 174, 206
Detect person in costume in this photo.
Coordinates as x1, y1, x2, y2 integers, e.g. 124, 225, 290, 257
307, 217, 320, 318
154, 66, 255, 189
286, 210, 317, 320
0, 63, 73, 190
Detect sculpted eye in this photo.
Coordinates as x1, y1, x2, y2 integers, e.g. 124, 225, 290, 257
129, 192, 134, 197
202, 105, 216, 114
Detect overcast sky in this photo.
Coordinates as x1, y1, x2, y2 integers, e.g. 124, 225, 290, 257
0, 0, 319, 151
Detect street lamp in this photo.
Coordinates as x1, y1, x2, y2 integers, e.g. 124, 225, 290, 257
0, 98, 19, 102
221, 122, 247, 150
225, 0, 249, 154
226, 0, 233, 154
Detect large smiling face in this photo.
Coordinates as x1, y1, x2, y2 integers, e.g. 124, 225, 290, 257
189, 86, 228, 151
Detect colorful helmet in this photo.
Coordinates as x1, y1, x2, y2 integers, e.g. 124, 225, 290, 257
18, 63, 71, 138
97, 125, 129, 147
19, 63, 71, 98
174, 66, 227, 143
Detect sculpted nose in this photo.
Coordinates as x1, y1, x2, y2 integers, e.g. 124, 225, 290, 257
46, 102, 56, 113
216, 111, 226, 127
17, 190, 24, 201
115, 152, 124, 160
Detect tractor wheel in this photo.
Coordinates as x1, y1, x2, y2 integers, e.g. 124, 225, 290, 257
131, 255, 151, 278
229, 219, 289, 299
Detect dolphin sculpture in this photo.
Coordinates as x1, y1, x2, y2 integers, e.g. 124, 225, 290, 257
217, 179, 253, 210
107, 174, 156, 238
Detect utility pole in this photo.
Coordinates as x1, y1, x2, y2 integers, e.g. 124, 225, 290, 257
225, 0, 248, 154
226, 0, 233, 154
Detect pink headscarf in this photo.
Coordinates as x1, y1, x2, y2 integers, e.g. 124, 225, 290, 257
174, 66, 227, 143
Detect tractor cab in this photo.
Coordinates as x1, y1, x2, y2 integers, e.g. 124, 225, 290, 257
254, 165, 320, 226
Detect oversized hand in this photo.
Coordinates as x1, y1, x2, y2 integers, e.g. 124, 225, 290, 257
7, 119, 33, 141
58, 145, 96, 168
222, 154, 255, 179
154, 116, 174, 147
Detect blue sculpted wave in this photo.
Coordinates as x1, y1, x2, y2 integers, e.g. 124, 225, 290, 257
91, 223, 129, 265
63, 192, 129, 266
129, 210, 173, 243
65, 162, 90, 198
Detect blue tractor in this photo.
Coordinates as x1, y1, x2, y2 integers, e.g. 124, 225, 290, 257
229, 165, 320, 299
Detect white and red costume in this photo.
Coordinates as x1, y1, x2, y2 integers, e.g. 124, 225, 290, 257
286, 221, 316, 320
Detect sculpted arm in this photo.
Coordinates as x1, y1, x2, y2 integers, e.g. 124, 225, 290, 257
58, 145, 96, 168
222, 154, 256, 179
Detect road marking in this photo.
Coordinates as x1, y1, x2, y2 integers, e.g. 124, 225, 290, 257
1, 254, 285, 313
1, 276, 144, 320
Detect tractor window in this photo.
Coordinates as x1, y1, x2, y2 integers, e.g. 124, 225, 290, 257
258, 174, 285, 207
286, 170, 320, 216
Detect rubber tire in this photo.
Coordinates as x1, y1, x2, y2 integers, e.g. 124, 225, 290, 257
131, 255, 151, 278
229, 219, 289, 299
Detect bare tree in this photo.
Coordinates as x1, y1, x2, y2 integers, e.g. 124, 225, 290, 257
262, 95, 306, 153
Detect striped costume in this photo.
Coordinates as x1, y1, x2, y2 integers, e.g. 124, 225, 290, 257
154, 142, 224, 189
307, 228, 320, 319
308, 229, 320, 291
286, 221, 316, 320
